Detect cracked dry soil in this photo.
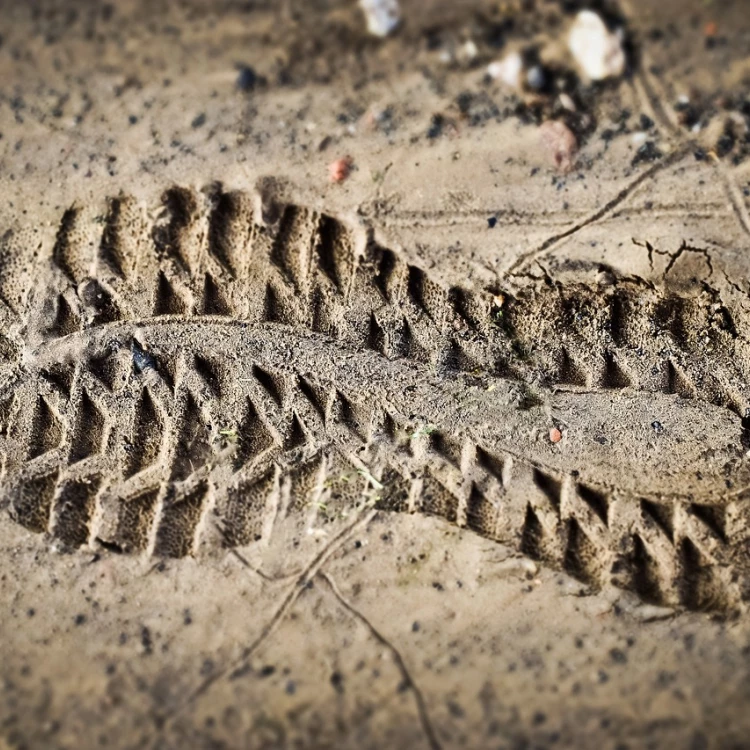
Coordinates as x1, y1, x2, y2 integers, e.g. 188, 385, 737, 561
3, 1, 750, 748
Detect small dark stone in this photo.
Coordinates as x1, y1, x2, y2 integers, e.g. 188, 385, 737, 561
432, 581, 444, 591
447, 700, 465, 718
694, 148, 706, 161
131, 340, 157, 373
330, 671, 344, 694
632, 141, 662, 167
128, 115, 138, 125
259, 665, 276, 677
487, 216, 497, 229
140, 626, 153, 654
716, 132, 735, 158
236, 66, 257, 92
412, 621, 421, 632
456, 91, 473, 115
532, 711, 546, 726
526, 66, 546, 92
191, 113, 206, 129
639, 114, 655, 130
610, 648, 628, 664
74, 614, 86, 626
651, 420, 663, 433
427, 114, 444, 140
285, 680, 296, 695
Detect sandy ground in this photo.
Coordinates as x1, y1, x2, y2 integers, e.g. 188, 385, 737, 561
2, 1, 750, 748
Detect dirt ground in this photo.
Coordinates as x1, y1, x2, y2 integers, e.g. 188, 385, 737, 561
3, 1, 750, 748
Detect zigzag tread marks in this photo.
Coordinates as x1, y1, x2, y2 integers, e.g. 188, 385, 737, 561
154, 272, 188, 316
46, 294, 81, 338
52, 205, 97, 283
125, 388, 164, 478
283, 456, 324, 517
68, 391, 106, 464
170, 393, 213, 482
206, 187, 254, 278
563, 518, 606, 587
153, 482, 209, 558
315, 213, 356, 292
678, 536, 732, 612
33, 190, 750, 423
3, 335, 748, 617
465, 483, 499, 539
520, 503, 552, 561
219, 470, 276, 547
640, 498, 675, 541
270, 205, 317, 291
203, 273, 233, 316
418, 471, 460, 523
9, 472, 59, 533
98, 486, 160, 554
79, 278, 121, 327
99, 195, 143, 280
0, 228, 36, 315
0, 392, 16, 437
51, 476, 102, 548
5, 188, 750, 619
27, 396, 63, 460
629, 534, 665, 604
233, 397, 277, 471
152, 186, 200, 271
374, 466, 411, 513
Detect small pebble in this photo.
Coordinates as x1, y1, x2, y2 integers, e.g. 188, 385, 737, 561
236, 66, 258, 92
558, 93, 576, 111
487, 51, 523, 90
568, 10, 626, 81
360, 0, 400, 38
526, 65, 546, 92
458, 40, 478, 63
539, 120, 578, 172
549, 427, 562, 444
329, 157, 353, 183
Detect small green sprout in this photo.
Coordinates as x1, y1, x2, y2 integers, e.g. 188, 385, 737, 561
410, 424, 437, 440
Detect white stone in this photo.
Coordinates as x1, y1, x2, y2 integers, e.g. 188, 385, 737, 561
459, 40, 478, 62
568, 10, 626, 81
558, 93, 576, 111
360, 0, 400, 38
487, 51, 523, 90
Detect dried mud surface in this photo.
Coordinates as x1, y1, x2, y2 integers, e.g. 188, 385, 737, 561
3, 1, 750, 749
